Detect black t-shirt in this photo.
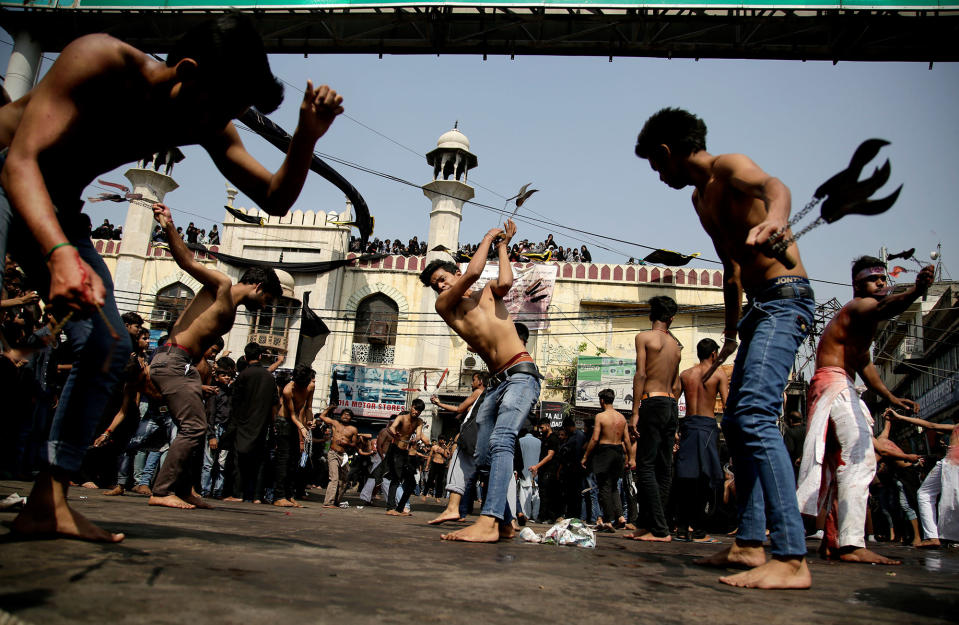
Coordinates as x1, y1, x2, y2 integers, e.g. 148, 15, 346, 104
540, 432, 561, 474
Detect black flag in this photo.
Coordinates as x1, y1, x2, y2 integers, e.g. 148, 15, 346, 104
329, 370, 340, 409
294, 292, 330, 369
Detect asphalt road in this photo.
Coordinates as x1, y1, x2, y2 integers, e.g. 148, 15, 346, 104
1, 480, 957, 625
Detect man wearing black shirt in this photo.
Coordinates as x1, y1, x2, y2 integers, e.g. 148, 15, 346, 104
226, 342, 278, 502
531, 420, 562, 523
559, 416, 587, 519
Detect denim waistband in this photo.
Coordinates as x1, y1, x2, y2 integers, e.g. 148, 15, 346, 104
746, 275, 813, 302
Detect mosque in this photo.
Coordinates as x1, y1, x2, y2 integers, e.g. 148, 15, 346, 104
97, 126, 728, 436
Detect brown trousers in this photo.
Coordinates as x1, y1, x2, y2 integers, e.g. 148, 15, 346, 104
324, 449, 349, 506
151, 348, 207, 499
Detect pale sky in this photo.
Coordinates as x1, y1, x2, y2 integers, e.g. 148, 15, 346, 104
2, 30, 958, 312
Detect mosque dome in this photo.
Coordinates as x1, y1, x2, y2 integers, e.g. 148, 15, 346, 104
274, 269, 296, 299
436, 128, 471, 151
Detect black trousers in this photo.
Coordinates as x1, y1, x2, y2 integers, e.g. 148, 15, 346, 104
425, 463, 447, 497
562, 469, 587, 520
593, 444, 625, 523
635, 397, 678, 537
537, 470, 561, 522
272, 418, 298, 501
385, 447, 415, 512
234, 442, 268, 501
676, 477, 711, 538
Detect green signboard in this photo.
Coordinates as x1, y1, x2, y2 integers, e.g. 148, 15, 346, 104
5, 0, 958, 10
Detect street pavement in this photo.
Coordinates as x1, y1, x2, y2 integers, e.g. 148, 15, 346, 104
1, 480, 957, 624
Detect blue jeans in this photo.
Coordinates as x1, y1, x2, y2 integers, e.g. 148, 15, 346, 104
724, 288, 814, 557
0, 178, 130, 475
201, 424, 229, 497
473, 372, 541, 523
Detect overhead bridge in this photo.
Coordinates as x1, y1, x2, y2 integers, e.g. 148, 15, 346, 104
1, 3, 958, 62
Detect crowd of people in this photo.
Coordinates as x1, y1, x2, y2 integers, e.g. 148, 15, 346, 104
92, 218, 123, 241
456, 234, 593, 263
152, 222, 220, 246
350, 235, 428, 256
1, 13, 956, 597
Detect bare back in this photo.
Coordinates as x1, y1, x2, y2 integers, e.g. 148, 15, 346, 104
595, 409, 627, 446
636, 330, 681, 395
681, 362, 728, 417
693, 153, 808, 290
440, 283, 527, 371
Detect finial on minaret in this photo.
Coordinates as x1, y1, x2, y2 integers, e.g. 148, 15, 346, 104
454, 120, 458, 129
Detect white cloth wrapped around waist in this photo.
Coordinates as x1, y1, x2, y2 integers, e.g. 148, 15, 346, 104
796, 366, 871, 517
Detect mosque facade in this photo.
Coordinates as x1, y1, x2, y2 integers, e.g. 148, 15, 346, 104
98, 127, 728, 436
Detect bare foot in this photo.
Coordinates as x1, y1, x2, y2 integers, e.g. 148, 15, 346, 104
80, 481, 98, 489
274, 498, 296, 508
442, 518, 500, 543
719, 557, 812, 590
429, 509, 462, 525
624, 523, 637, 531
917, 538, 941, 548
386, 509, 411, 516
838, 547, 901, 565
103, 486, 124, 497
624, 528, 650, 540
149, 494, 196, 509
12, 474, 124, 543
130, 485, 152, 496
222, 496, 242, 502
290, 499, 304, 508
500, 524, 516, 539
184, 493, 214, 509
633, 532, 672, 542
252, 500, 262, 505
323, 504, 338, 509
695, 542, 767, 569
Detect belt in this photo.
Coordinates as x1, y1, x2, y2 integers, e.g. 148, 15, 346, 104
748, 283, 814, 303
154, 342, 193, 357
487, 361, 543, 387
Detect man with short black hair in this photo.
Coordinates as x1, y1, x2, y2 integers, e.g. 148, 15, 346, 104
628, 295, 681, 542
420, 220, 543, 542
146, 204, 281, 510
3, 13, 343, 542
675, 338, 728, 543
796, 257, 933, 565
636, 107, 814, 588
273, 364, 315, 507
226, 342, 279, 503
384, 398, 430, 516
314, 407, 365, 509
582, 389, 628, 531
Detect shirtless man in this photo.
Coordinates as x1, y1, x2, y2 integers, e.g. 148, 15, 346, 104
636, 107, 813, 588
315, 407, 364, 508
384, 399, 430, 516
628, 295, 682, 542
581, 389, 628, 531
427, 372, 486, 523
147, 203, 282, 510
419, 219, 543, 542
424, 438, 451, 501
4, 14, 343, 542
274, 365, 315, 508
675, 338, 728, 543
796, 258, 933, 565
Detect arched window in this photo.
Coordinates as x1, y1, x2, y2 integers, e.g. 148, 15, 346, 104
352, 294, 399, 364
151, 282, 194, 328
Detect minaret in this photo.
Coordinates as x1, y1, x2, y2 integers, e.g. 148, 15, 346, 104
423, 124, 478, 263
113, 166, 180, 315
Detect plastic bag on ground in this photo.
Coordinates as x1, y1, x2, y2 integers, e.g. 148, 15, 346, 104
542, 518, 595, 548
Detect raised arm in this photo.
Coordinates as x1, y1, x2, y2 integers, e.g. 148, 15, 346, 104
886, 408, 955, 432
203, 81, 343, 216
489, 219, 517, 298
434, 225, 503, 315
153, 204, 230, 290
859, 265, 935, 322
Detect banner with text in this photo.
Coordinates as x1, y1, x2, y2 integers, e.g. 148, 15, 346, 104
575, 355, 635, 411
332, 363, 410, 420
466, 262, 558, 331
